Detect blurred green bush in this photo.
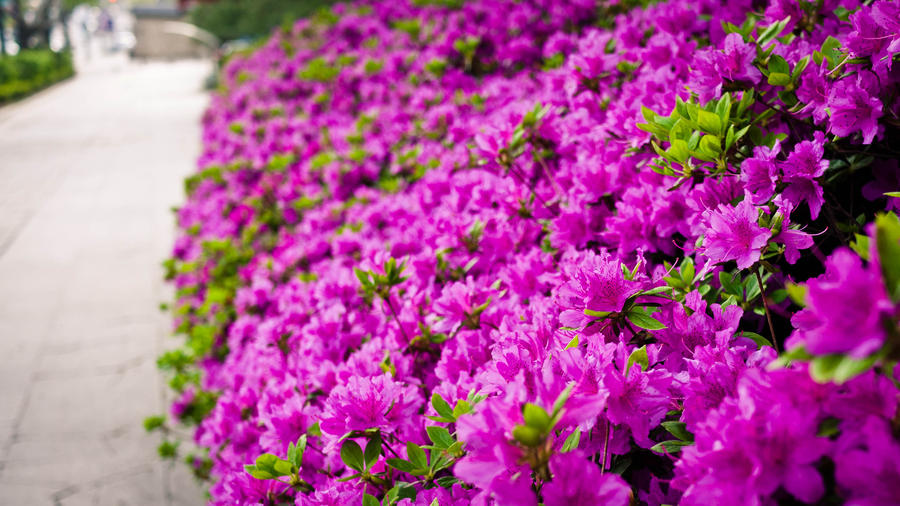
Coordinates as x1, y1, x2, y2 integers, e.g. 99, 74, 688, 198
190, 0, 338, 42
0, 50, 75, 103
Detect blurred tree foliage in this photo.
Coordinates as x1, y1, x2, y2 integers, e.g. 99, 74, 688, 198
190, 0, 338, 42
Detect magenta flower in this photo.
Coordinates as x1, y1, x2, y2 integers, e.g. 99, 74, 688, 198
701, 197, 770, 269
675, 369, 829, 505
740, 142, 780, 205
834, 417, 900, 505
846, 3, 900, 78
542, 451, 631, 506
827, 73, 883, 144
717, 33, 762, 87
781, 131, 828, 219
789, 248, 892, 358
319, 374, 422, 446
557, 251, 643, 330
796, 62, 832, 123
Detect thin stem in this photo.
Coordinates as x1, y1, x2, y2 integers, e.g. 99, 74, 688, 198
755, 269, 779, 352
535, 154, 563, 201
384, 296, 411, 343
600, 418, 610, 475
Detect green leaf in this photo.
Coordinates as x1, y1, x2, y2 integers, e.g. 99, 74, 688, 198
738, 331, 774, 349
431, 393, 455, 421
426, 426, 455, 449
406, 441, 428, 469
791, 56, 810, 79
626, 310, 667, 330
435, 476, 461, 488
386, 458, 425, 475
364, 433, 382, 470
522, 403, 552, 432
583, 308, 612, 318
833, 354, 879, 384
626, 345, 650, 375
768, 55, 790, 75
771, 346, 814, 369
875, 212, 900, 300
650, 439, 693, 454
565, 335, 579, 349
718, 272, 740, 295
143, 415, 165, 432
820, 36, 843, 66
661, 421, 694, 442
715, 93, 732, 126
354, 268, 371, 287
512, 424, 543, 447
817, 417, 841, 438
452, 399, 473, 418
244, 464, 276, 480
696, 110, 722, 135
885, 191, 900, 198
287, 442, 298, 469
273, 459, 294, 476
785, 282, 807, 306
810, 355, 844, 383
698, 135, 722, 157
767, 72, 791, 86
757, 17, 790, 46
363, 493, 381, 506
561, 428, 581, 453
849, 233, 870, 261
736, 89, 755, 116
640, 286, 673, 296
340, 440, 365, 472
668, 138, 690, 162
552, 383, 574, 416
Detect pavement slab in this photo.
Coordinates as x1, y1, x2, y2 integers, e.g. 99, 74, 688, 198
0, 56, 210, 505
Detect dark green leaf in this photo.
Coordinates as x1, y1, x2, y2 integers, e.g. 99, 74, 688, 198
626, 310, 666, 330
431, 393, 455, 421
406, 441, 428, 469
244, 464, 276, 480
426, 426, 454, 449
364, 433, 382, 470
738, 331, 773, 349
650, 439, 693, 454
817, 417, 841, 438
386, 458, 425, 475
340, 440, 365, 472
661, 421, 694, 442
435, 476, 461, 488
363, 493, 380, 506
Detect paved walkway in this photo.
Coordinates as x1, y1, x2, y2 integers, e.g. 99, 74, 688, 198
0, 56, 210, 505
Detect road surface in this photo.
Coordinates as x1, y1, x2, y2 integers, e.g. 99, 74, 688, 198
0, 55, 210, 505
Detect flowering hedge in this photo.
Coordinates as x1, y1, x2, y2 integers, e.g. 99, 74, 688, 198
151, 0, 900, 504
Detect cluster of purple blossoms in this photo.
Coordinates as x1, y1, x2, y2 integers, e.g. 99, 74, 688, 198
155, 0, 900, 504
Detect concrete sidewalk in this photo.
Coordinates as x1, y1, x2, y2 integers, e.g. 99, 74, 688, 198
0, 58, 210, 505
